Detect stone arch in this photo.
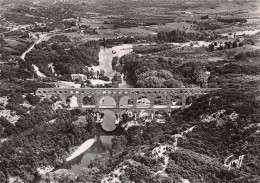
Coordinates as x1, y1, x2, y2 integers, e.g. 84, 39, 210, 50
119, 96, 134, 108
99, 96, 116, 108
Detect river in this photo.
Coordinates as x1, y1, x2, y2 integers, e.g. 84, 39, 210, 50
91, 44, 133, 78
88, 44, 133, 88
59, 136, 113, 175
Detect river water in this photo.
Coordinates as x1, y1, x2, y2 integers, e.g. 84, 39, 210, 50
59, 136, 113, 175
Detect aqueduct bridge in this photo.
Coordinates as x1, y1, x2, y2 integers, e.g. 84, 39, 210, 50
36, 88, 220, 116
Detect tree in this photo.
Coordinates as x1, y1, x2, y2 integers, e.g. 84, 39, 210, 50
165, 78, 184, 88
8, 94, 25, 104
224, 41, 232, 49
0, 65, 20, 80
103, 38, 106, 47
25, 94, 40, 106
102, 76, 110, 81
87, 70, 95, 79
112, 56, 119, 69
112, 73, 122, 84
208, 43, 214, 52
86, 115, 96, 132
218, 45, 224, 50
235, 52, 247, 61
232, 41, 238, 48
44, 169, 76, 182
83, 96, 95, 105
157, 31, 167, 41
228, 41, 232, 49
193, 66, 209, 87
99, 70, 105, 78
0, 171, 7, 183
0, 116, 18, 136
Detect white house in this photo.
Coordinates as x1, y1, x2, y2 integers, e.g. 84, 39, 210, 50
71, 74, 88, 81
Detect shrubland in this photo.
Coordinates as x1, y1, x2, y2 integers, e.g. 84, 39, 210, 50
207, 60, 260, 92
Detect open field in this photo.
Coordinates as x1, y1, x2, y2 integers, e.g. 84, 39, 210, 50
57, 26, 157, 41
146, 22, 196, 32
4, 38, 25, 47
56, 32, 115, 41
80, 17, 114, 29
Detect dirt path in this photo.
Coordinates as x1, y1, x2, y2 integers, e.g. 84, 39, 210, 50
21, 33, 49, 60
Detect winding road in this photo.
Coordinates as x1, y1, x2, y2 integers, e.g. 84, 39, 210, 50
20, 33, 50, 78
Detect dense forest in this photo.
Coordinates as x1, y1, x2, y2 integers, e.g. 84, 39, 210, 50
156, 29, 208, 43
133, 44, 173, 54
113, 53, 209, 88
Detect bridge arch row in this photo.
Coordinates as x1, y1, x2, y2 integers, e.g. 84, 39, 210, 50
36, 88, 220, 109
40, 94, 187, 109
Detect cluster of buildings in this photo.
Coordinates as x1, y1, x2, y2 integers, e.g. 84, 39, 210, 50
63, 17, 98, 34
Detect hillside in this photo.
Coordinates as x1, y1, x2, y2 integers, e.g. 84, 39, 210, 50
36, 89, 260, 182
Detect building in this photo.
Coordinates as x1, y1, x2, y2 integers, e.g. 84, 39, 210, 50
71, 74, 88, 81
